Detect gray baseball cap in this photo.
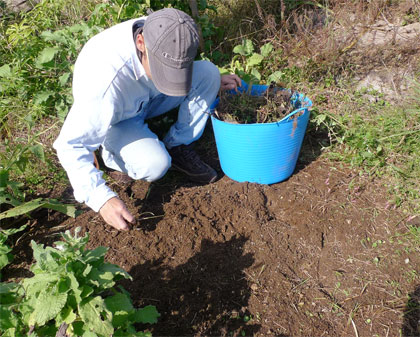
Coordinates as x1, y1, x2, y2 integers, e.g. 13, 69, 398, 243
143, 8, 199, 96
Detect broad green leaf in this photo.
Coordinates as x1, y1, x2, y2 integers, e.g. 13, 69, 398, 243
67, 271, 82, 303
0, 198, 45, 219
83, 246, 107, 263
0, 194, 21, 207
260, 43, 273, 57
57, 306, 77, 325
88, 263, 131, 289
31, 245, 59, 272
243, 39, 254, 55
233, 44, 246, 56
82, 264, 92, 277
0, 169, 9, 188
250, 68, 261, 81
0, 291, 17, 306
14, 155, 28, 174
61, 227, 87, 245
3, 180, 24, 201
23, 113, 35, 128
199, 0, 207, 10
0, 253, 12, 270
0, 198, 77, 220
82, 331, 98, 337
56, 99, 70, 121
78, 296, 113, 336
59, 72, 71, 86
58, 277, 71, 293
0, 282, 18, 294
247, 53, 264, 67
31, 240, 46, 266
105, 292, 133, 313
71, 320, 86, 336
0, 304, 20, 331
35, 47, 60, 67
267, 71, 283, 84
19, 300, 35, 325
33, 91, 54, 105
22, 273, 60, 296
41, 30, 67, 44
80, 285, 94, 299
29, 144, 45, 162
233, 39, 254, 56
0, 327, 18, 337
0, 64, 12, 78
0, 224, 26, 237
105, 293, 133, 327
133, 305, 160, 324
0, 242, 11, 253
69, 23, 85, 33
29, 290, 67, 326
44, 199, 78, 218
34, 324, 57, 336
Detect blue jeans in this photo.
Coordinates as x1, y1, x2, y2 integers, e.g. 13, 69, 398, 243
101, 60, 220, 181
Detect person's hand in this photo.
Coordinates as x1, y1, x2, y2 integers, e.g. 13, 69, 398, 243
99, 197, 134, 231
220, 74, 242, 91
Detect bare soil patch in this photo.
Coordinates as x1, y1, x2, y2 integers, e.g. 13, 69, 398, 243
3, 126, 419, 337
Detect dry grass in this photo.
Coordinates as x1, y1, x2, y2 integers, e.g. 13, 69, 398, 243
209, 0, 420, 88
215, 88, 294, 123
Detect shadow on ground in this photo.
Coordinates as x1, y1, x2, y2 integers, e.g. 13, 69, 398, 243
123, 236, 264, 337
402, 285, 420, 337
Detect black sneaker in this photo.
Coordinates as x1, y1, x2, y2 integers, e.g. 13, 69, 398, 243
168, 144, 218, 184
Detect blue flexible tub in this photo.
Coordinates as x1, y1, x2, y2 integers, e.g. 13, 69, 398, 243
210, 80, 312, 184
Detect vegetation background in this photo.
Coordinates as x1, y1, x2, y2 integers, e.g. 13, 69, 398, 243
0, 0, 419, 336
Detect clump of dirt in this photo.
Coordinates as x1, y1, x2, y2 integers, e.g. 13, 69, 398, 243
215, 86, 296, 124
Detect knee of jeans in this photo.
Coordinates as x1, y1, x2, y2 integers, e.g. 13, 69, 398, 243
129, 152, 171, 182
195, 60, 221, 93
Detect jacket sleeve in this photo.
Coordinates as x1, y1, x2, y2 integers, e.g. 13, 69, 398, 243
53, 90, 120, 212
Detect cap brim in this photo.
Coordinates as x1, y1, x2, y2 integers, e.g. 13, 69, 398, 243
147, 47, 193, 96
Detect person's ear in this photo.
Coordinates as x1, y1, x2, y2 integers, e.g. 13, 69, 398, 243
136, 33, 146, 53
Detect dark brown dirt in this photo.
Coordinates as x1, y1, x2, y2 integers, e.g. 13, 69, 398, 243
3, 126, 419, 337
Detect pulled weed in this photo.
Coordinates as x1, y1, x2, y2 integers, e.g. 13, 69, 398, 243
215, 86, 295, 124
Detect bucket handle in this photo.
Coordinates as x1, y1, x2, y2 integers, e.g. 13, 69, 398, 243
278, 106, 307, 123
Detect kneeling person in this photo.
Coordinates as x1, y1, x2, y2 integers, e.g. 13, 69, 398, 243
54, 8, 241, 230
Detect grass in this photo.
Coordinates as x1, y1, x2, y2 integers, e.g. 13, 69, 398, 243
325, 81, 420, 213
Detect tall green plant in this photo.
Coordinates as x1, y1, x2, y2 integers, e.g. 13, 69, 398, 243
0, 225, 27, 276
0, 227, 159, 336
220, 38, 285, 85
0, 128, 77, 220
1, 0, 103, 120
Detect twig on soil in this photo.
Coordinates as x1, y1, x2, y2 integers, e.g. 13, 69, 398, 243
137, 212, 164, 221
272, 320, 287, 332
15, 221, 35, 245
350, 318, 359, 337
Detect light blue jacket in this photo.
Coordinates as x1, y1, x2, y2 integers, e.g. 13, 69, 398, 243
53, 17, 162, 212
